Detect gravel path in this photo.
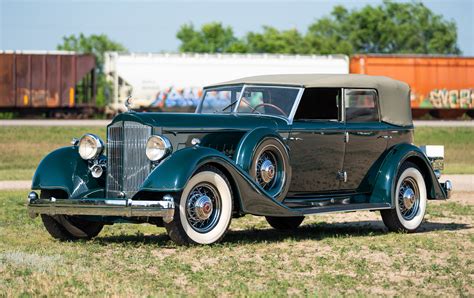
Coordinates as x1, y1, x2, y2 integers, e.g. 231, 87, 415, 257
1, 175, 471, 192
1, 119, 473, 127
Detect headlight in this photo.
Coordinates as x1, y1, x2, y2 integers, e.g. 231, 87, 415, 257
78, 134, 104, 160
146, 135, 172, 161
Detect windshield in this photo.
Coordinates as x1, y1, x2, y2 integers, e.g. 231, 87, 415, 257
198, 85, 301, 119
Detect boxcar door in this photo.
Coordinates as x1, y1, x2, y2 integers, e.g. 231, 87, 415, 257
287, 88, 345, 194
341, 89, 389, 192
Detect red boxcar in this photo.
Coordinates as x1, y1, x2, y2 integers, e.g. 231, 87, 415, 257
350, 55, 474, 119
0, 51, 96, 116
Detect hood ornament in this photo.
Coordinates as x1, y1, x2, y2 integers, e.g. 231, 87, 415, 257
125, 96, 134, 112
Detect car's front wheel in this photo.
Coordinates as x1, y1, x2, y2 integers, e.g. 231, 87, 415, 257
164, 166, 233, 245
41, 214, 104, 241
381, 162, 427, 232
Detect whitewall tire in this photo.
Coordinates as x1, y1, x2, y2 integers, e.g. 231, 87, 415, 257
164, 166, 233, 245
381, 162, 427, 232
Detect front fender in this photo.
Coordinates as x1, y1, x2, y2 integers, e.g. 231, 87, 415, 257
370, 143, 447, 205
31, 147, 104, 198
140, 146, 301, 217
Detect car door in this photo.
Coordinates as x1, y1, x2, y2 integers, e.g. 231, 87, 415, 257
341, 89, 389, 192
287, 88, 345, 194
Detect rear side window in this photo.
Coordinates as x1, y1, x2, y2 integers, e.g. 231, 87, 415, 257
344, 89, 379, 122
294, 88, 340, 121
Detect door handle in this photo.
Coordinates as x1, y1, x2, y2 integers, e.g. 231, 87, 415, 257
378, 135, 393, 139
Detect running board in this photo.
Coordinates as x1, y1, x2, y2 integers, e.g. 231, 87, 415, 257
283, 195, 391, 215
295, 203, 392, 215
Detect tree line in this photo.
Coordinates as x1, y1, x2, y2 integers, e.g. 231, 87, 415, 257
176, 1, 460, 55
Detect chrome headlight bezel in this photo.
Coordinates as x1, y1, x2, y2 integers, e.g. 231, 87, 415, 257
146, 135, 172, 162
78, 134, 104, 160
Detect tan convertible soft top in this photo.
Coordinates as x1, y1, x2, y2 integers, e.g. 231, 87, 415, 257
206, 74, 412, 127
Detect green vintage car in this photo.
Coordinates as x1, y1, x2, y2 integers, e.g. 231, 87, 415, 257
28, 74, 452, 245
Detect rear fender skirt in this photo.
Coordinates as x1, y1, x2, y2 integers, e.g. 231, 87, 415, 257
139, 146, 301, 217
370, 143, 447, 205
233, 127, 285, 172
31, 146, 105, 198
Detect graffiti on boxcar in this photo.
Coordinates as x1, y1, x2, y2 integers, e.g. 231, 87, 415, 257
150, 86, 203, 108
17, 88, 61, 107
428, 88, 474, 108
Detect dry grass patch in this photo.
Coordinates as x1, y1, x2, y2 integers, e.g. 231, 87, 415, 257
1, 190, 473, 296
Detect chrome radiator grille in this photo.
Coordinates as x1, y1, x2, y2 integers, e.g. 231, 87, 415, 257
106, 121, 152, 198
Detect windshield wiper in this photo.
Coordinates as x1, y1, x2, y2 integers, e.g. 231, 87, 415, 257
218, 100, 238, 113
216, 97, 261, 114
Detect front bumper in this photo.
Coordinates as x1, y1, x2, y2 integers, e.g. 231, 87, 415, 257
27, 192, 175, 223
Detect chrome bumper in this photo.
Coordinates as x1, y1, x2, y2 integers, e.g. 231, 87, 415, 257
27, 192, 175, 223
441, 180, 453, 199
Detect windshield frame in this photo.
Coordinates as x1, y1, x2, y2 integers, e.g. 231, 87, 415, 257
198, 84, 304, 124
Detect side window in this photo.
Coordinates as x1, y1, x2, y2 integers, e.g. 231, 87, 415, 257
294, 88, 340, 121
344, 89, 379, 122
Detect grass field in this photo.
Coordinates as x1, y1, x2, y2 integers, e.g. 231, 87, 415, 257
0, 190, 472, 296
0, 126, 472, 181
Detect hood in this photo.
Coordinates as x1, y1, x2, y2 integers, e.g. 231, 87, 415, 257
109, 112, 289, 131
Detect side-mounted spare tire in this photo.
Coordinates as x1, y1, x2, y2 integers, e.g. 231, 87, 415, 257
249, 138, 291, 202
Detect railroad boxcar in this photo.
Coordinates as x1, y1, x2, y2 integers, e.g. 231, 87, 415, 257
0, 51, 96, 117
350, 54, 474, 119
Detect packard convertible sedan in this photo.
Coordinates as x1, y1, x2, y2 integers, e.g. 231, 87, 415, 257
28, 74, 452, 245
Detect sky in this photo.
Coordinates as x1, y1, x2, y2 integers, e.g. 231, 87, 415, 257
1, 0, 473, 55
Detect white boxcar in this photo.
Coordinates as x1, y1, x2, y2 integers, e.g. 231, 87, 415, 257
104, 52, 349, 112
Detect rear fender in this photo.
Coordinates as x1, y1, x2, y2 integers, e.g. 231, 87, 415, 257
31, 147, 104, 198
139, 146, 301, 217
370, 143, 447, 205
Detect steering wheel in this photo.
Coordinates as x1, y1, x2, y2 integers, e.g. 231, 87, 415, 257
253, 103, 287, 116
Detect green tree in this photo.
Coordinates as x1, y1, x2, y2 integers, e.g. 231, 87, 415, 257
306, 1, 460, 55
176, 1, 460, 55
57, 33, 127, 106
177, 22, 245, 53
57, 33, 126, 69
246, 26, 306, 54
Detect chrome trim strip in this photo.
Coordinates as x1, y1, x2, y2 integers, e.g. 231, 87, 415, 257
27, 197, 175, 222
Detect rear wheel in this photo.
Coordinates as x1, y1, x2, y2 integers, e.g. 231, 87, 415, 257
381, 162, 427, 232
265, 216, 304, 230
164, 166, 233, 245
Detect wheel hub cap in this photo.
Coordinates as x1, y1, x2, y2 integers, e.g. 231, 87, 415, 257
193, 195, 213, 220
260, 159, 275, 183
402, 187, 416, 210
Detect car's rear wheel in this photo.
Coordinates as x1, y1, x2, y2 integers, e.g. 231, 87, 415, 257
381, 162, 427, 232
39, 191, 104, 241
164, 166, 233, 245
250, 138, 291, 202
265, 216, 305, 230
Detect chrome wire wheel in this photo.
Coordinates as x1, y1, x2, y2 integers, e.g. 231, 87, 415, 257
381, 162, 427, 233
255, 150, 278, 190
185, 183, 222, 233
397, 177, 420, 221
253, 144, 286, 196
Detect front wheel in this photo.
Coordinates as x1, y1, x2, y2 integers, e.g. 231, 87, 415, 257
164, 166, 233, 245
381, 162, 427, 232
41, 214, 104, 241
